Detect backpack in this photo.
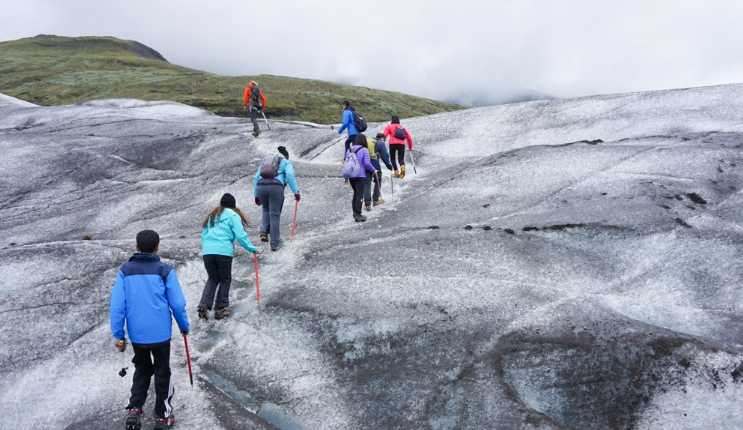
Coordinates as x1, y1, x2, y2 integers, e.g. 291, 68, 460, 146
259, 154, 281, 178
394, 126, 406, 140
342, 147, 362, 179
366, 138, 378, 160
250, 86, 261, 104
349, 107, 367, 132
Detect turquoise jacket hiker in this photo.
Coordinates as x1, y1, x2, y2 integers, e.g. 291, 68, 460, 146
252, 154, 300, 196
110, 252, 190, 344
338, 108, 359, 136
201, 208, 258, 256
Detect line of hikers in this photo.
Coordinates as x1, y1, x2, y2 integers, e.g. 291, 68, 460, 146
110, 144, 299, 429
109, 90, 414, 429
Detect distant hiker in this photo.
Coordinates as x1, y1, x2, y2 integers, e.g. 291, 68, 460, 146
253, 146, 300, 251
383, 115, 413, 178
338, 100, 359, 157
197, 193, 258, 321
343, 134, 377, 222
109, 229, 189, 430
243, 81, 267, 137
363, 133, 393, 211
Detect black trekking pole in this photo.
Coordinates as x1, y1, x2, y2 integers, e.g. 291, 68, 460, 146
390, 170, 393, 197
118, 348, 128, 377
261, 110, 271, 130
374, 171, 383, 199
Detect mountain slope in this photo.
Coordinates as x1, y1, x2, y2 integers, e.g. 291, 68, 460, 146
0, 35, 464, 123
2, 84, 743, 429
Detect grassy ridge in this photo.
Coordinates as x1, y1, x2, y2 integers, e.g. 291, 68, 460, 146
0, 35, 464, 124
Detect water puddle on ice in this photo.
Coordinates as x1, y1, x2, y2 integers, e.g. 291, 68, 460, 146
200, 369, 301, 429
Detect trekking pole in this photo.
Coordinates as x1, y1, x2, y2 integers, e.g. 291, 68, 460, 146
374, 171, 383, 199
183, 335, 194, 387
253, 253, 261, 302
291, 200, 299, 240
409, 150, 417, 174
261, 110, 271, 130
390, 170, 393, 197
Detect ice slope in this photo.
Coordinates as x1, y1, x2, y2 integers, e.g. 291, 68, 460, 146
1, 84, 743, 429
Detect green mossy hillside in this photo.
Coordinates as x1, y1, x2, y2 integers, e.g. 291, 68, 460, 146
0, 35, 464, 123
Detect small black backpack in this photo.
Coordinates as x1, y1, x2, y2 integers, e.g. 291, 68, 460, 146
349, 107, 367, 132
394, 126, 406, 140
250, 86, 261, 103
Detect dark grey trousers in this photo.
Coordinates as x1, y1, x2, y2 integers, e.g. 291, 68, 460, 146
257, 184, 285, 247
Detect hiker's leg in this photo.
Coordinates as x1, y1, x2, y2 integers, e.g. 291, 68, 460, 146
257, 185, 271, 236
390, 146, 400, 171
363, 170, 373, 206
151, 342, 173, 419
200, 255, 220, 309
213, 255, 233, 309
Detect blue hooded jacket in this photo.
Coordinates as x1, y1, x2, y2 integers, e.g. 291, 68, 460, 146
110, 253, 189, 344
338, 108, 359, 137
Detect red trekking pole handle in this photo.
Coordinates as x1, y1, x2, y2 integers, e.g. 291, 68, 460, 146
253, 252, 261, 302
183, 335, 193, 387
291, 200, 299, 240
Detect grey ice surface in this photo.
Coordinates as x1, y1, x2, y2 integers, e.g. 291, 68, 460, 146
1, 85, 743, 429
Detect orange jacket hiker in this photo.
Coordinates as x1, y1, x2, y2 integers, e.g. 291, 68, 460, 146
243, 83, 267, 109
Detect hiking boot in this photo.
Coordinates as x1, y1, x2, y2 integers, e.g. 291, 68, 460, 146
354, 214, 367, 222
154, 415, 175, 429
393, 170, 400, 178
363, 205, 372, 212
373, 199, 384, 206
214, 308, 231, 320
271, 241, 285, 251
399, 165, 406, 179
260, 233, 268, 243
253, 130, 261, 138
197, 303, 209, 321
124, 407, 142, 430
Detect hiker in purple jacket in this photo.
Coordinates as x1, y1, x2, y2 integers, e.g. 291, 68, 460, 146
344, 134, 377, 222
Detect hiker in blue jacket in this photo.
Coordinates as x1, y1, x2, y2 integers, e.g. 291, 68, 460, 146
253, 146, 300, 251
110, 229, 190, 430
198, 193, 259, 321
344, 134, 377, 222
363, 133, 394, 211
338, 100, 359, 156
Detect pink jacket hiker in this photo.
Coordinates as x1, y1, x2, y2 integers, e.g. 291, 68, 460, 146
383, 123, 413, 150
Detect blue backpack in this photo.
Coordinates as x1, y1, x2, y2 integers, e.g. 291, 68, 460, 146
342, 147, 362, 179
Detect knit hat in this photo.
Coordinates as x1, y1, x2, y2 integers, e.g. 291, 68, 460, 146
220, 193, 236, 208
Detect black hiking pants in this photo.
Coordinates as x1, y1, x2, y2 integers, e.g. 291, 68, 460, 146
129, 340, 173, 419
390, 144, 406, 170
344, 134, 358, 155
349, 176, 366, 216
200, 254, 233, 310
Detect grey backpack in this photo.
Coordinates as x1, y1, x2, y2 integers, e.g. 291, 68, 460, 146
259, 154, 281, 178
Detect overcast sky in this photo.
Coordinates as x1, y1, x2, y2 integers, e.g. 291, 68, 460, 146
2, 0, 742, 106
